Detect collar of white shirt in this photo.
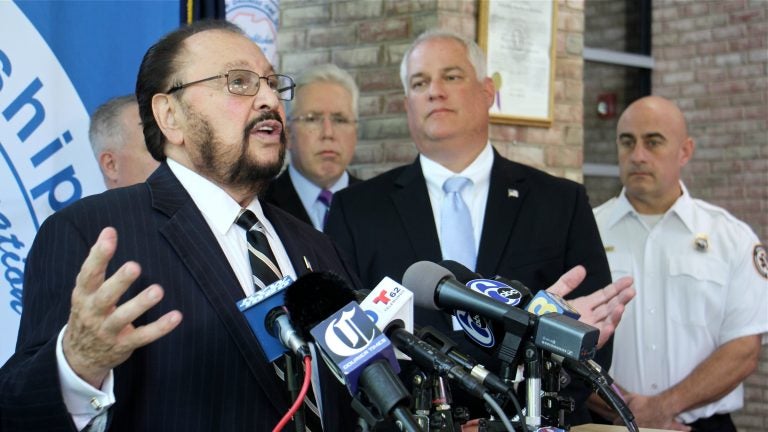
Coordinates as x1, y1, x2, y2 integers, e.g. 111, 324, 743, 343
288, 164, 348, 224
609, 180, 696, 233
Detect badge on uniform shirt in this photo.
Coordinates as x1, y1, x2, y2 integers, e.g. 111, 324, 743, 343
694, 233, 709, 252
754, 244, 768, 280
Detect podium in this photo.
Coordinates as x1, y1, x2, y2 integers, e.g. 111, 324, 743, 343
573, 425, 674, 432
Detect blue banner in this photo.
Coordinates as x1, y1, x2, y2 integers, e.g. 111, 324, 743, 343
0, 1, 177, 364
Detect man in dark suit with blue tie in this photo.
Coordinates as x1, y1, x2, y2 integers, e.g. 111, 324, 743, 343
326, 29, 635, 426
264, 64, 361, 232
0, 20, 358, 431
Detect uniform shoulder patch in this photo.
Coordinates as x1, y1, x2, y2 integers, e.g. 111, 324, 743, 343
754, 244, 768, 280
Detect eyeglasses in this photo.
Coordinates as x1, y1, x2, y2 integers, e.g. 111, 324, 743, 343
166, 69, 296, 101
291, 112, 357, 129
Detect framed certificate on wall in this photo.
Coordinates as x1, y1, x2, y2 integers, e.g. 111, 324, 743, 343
478, 0, 557, 127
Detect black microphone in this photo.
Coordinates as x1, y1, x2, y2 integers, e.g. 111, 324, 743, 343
416, 325, 511, 395
284, 271, 357, 340
357, 285, 488, 399
439, 260, 533, 310
283, 272, 420, 432
404, 261, 598, 362
438, 260, 534, 357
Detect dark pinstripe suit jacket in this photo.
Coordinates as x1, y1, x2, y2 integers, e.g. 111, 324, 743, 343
0, 163, 359, 431
263, 169, 361, 228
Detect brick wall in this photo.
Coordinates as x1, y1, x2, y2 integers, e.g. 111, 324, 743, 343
277, 0, 585, 182
653, 0, 767, 244
653, 2, 768, 430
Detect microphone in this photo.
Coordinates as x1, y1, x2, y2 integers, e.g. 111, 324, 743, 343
284, 271, 358, 341
439, 260, 533, 306
358, 277, 414, 334
416, 326, 512, 395
404, 261, 598, 362
359, 282, 488, 399
438, 260, 534, 352
237, 275, 303, 362
283, 272, 419, 431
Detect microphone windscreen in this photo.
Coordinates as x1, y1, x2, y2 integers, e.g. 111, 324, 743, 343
438, 260, 480, 283
283, 271, 356, 339
402, 261, 454, 311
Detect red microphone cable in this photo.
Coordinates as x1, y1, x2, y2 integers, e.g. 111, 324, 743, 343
273, 356, 313, 432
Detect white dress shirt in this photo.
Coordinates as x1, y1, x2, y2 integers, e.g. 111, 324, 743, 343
593, 182, 768, 423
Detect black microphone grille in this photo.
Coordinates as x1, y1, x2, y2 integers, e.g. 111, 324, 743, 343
438, 260, 480, 283
283, 271, 356, 340
402, 261, 454, 310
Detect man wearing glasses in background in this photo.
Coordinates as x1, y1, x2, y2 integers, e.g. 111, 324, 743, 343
0, 20, 358, 431
264, 64, 361, 232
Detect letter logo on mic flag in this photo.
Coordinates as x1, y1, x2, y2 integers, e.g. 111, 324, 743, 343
311, 301, 399, 395
323, 307, 377, 357
359, 277, 415, 360
358, 277, 414, 334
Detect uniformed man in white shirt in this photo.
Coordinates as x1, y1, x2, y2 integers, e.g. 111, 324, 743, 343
590, 95, 768, 432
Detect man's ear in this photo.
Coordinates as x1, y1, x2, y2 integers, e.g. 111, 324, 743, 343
99, 151, 118, 184
482, 77, 496, 109
680, 136, 695, 168
152, 93, 183, 146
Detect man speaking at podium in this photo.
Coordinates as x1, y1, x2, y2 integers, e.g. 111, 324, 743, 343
0, 20, 357, 431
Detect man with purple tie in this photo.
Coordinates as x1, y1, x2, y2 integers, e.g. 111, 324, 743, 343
264, 64, 361, 232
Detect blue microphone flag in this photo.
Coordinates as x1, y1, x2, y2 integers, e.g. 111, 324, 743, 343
237, 275, 294, 362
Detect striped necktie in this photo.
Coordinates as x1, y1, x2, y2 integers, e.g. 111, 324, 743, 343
236, 210, 321, 430
236, 209, 282, 290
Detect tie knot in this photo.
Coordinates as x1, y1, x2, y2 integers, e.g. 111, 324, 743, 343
317, 189, 333, 207
443, 176, 471, 194
236, 209, 260, 231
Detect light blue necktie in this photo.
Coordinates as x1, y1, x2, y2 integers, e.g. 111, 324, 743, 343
440, 176, 476, 270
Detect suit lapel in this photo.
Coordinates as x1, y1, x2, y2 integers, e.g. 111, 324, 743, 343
271, 171, 312, 225
476, 152, 529, 277
147, 164, 289, 413
391, 159, 442, 261
263, 204, 318, 276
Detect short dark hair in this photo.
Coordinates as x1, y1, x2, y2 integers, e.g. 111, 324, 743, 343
135, 20, 245, 161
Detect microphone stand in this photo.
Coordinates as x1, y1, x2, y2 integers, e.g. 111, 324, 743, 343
411, 371, 432, 431
283, 353, 306, 432
430, 374, 457, 432
523, 342, 541, 430
541, 354, 573, 429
